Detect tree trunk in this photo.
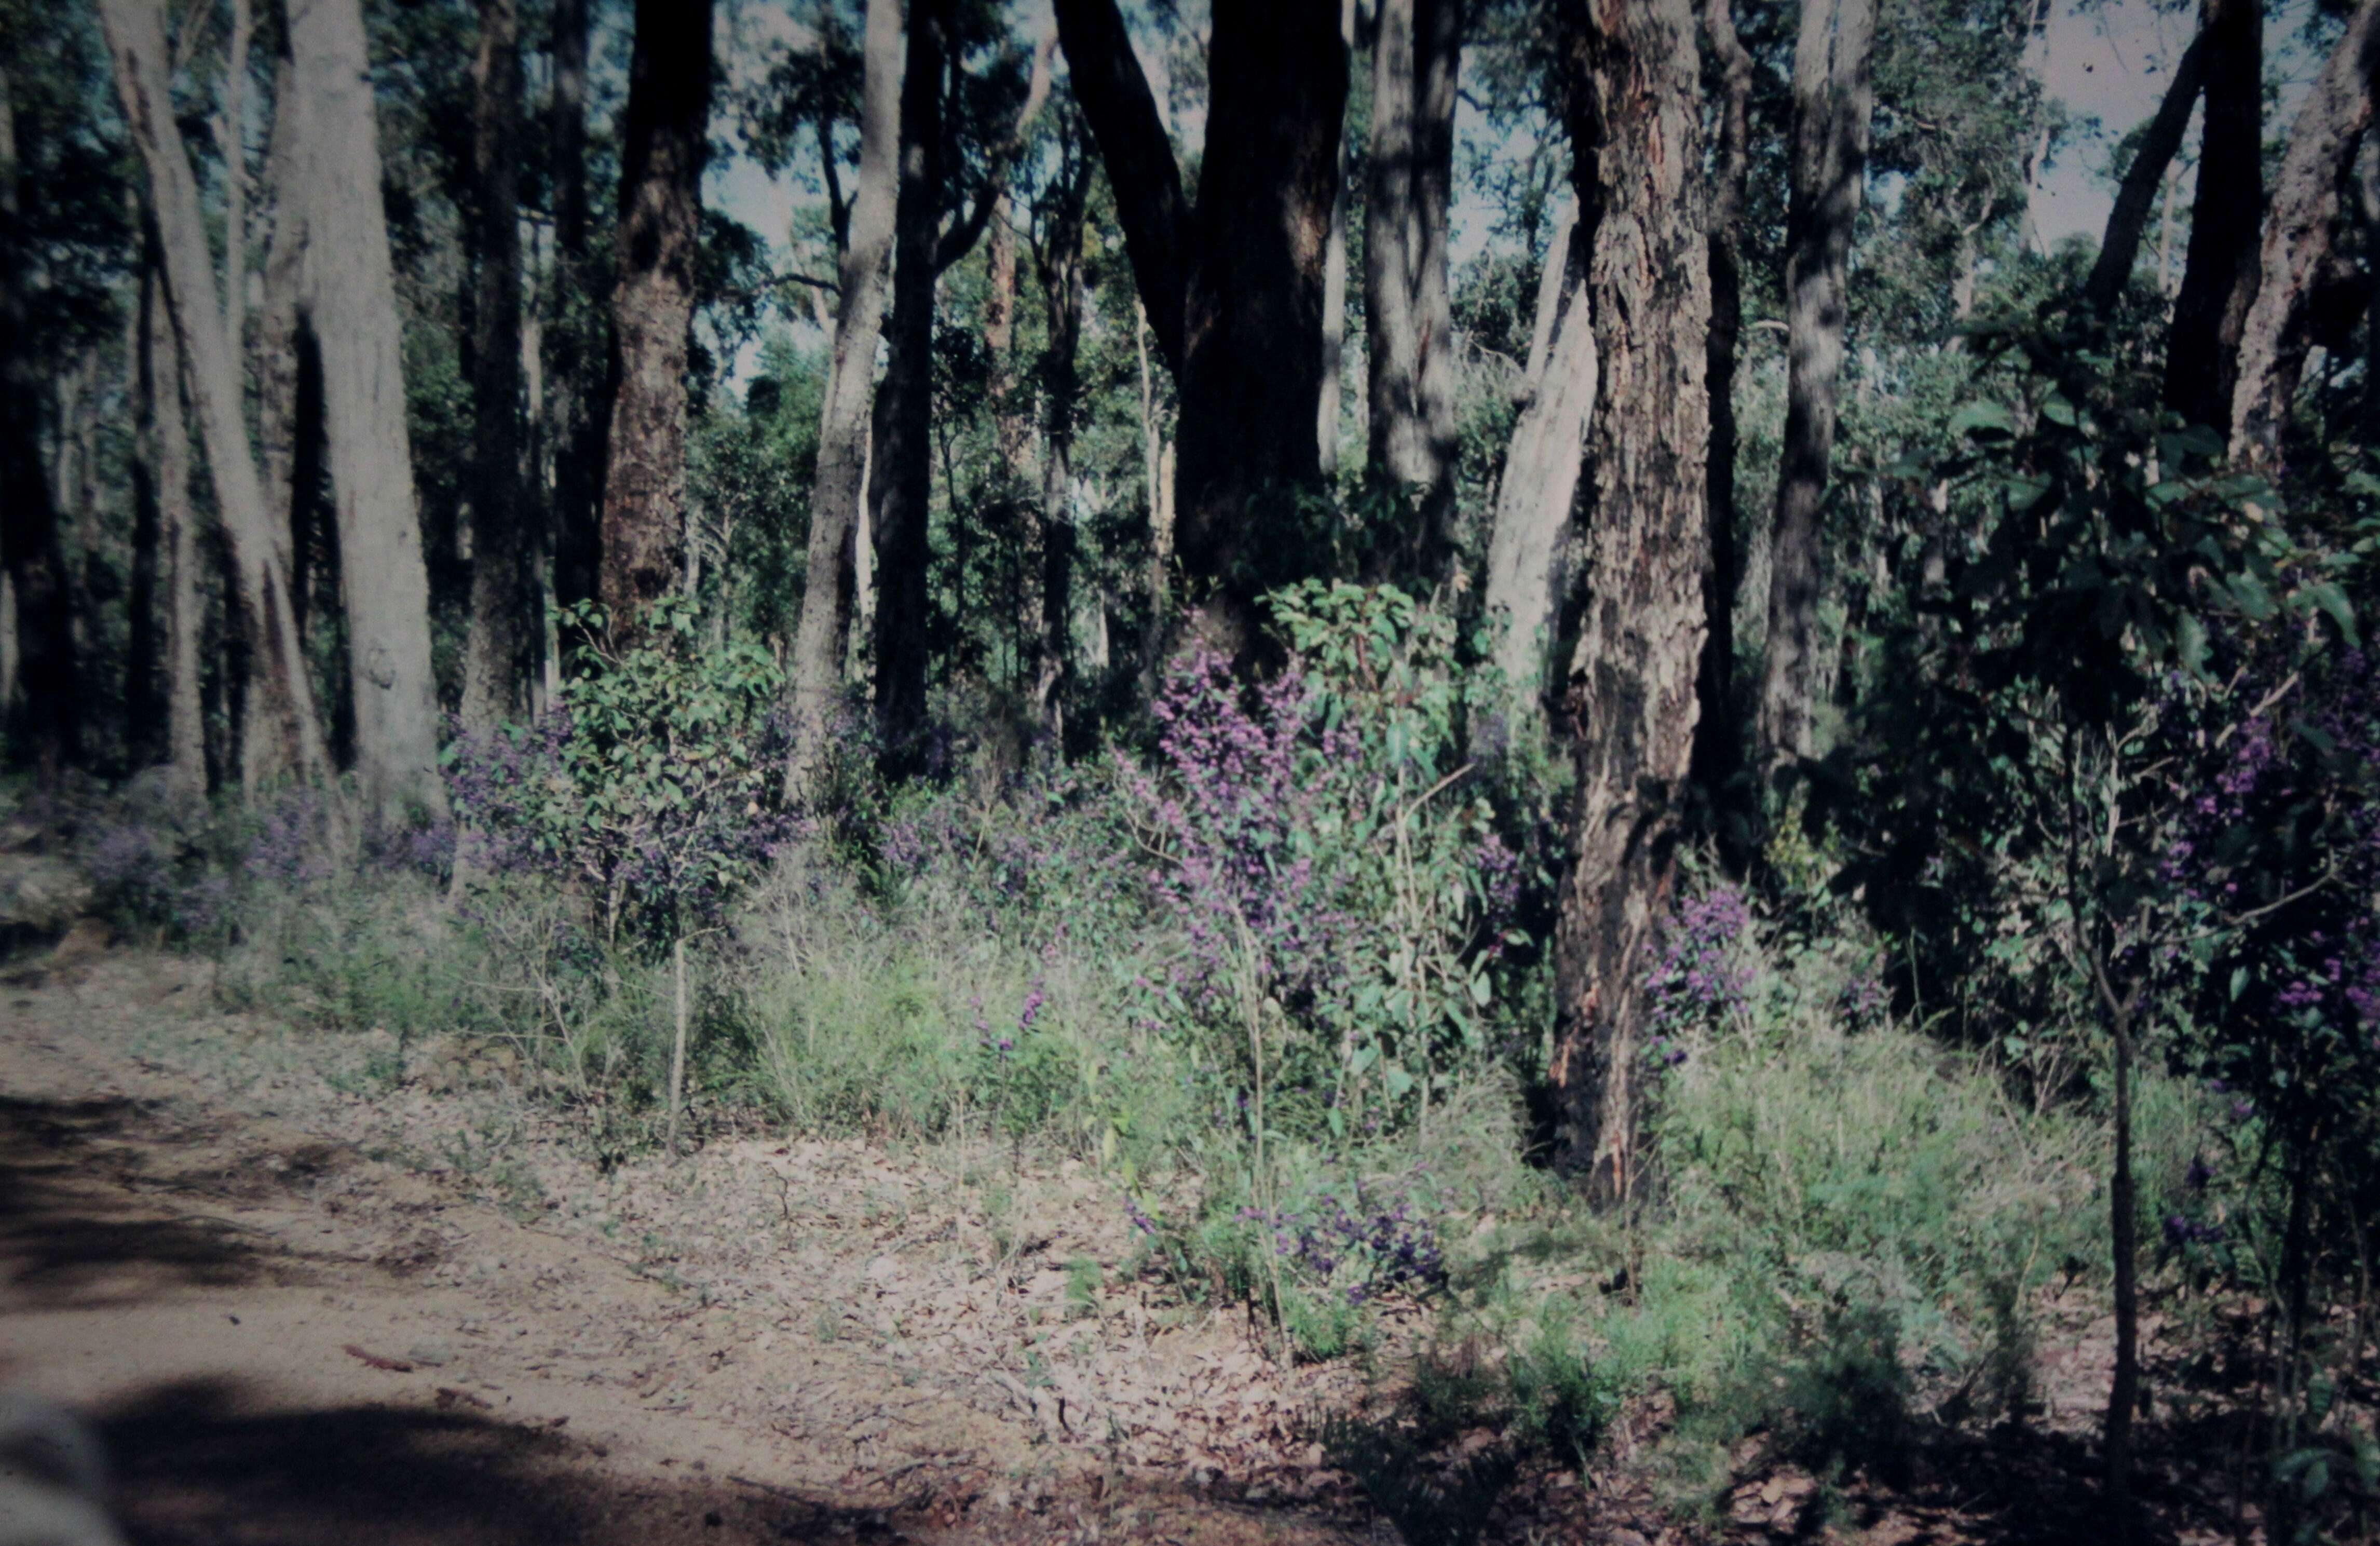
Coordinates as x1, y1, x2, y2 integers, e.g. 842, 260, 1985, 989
215, 0, 252, 354
987, 194, 1030, 472
547, 0, 602, 618
2227, 0, 2380, 472
1058, 0, 1348, 653
461, 0, 528, 734
599, 0, 712, 636
1547, 0, 1713, 1197
128, 227, 165, 770
101, 0, 332, 795
1755, 0, 1875, 778
1690, 0, 1752, 830
1364, 0, 1463, 574
1034, 159, 1093, 747
784, 0, 900, 794
1317, 0, 1355, 475
152, 235, 206, 804
1177, 0, 1348, 643
1482, 199, 1593, 701
288, 0, 451, 829
0, 62, 79, 786
869, 0, 951, 766
2084, 33, 2204, 314
2163, 0, 2261, 437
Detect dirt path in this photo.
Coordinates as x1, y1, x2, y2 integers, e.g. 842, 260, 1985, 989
0, 950, 1384, 1546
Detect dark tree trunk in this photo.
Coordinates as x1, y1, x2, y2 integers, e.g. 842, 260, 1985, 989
1547, 0, 1713, 1197
598, 0, 712, 637
1364, 0, 1463, 575
2084, 34, 2204, 314
0, 64, 79, 785
1033, 154, 1094, 747
1691, 0, 1752, 842
869, 0, 952, 766
1056, 0, 1348, 654
2163, 0, 2261, 436
461, 0, 527, 734
2228, 0, 2380, 471
547, 0, 602, 617
1755, 0, 1876, 778
1176, 0, 1348, 644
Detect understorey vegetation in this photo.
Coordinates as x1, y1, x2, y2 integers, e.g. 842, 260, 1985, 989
10, 0, 2380, 1536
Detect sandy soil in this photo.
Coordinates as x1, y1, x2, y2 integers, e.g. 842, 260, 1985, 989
0, 948, 1398, 1546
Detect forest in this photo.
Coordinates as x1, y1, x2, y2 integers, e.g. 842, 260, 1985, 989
2, 0, 2378, 1537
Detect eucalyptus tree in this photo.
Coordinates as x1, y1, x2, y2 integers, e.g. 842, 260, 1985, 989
1547, 0, 1714, 1193
2164, 0, 2261, 436
459, 0, 529, 735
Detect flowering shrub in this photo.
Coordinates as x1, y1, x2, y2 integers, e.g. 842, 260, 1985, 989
1642, 884, 1753, 1065
443, 595, 791, 945
1240, 1175, 1450, 1306
1130, 584, 1541, 1137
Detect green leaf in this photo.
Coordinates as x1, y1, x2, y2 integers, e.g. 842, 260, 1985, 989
1949, 400, 2016, 439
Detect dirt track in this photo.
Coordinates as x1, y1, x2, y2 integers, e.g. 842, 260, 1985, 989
0, 949, 1390, 1546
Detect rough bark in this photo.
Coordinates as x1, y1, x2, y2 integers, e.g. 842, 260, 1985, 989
2083, 34, 2204, 314
288, 0, 450, 828
2163, 0, 2262, 436
547, 0, 602, 617
101, 0, 332, 794
868, 0, 951, 764
1058, 0, 1348, 652
784, 0, 901, 795
2227, 0, 2380, 472
1364, 0, 1463, 573
598, 0, 712, 636
1755, 0, 1876, 777
0, 62, 79, 784
1482, 200, 1593, 701
1317, 0, 1355, 475
461, 0, 528, 734
1547, 0, 1712, 1196
1690, 0, 1752, 823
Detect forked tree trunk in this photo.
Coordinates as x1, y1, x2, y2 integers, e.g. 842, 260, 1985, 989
0, 62, 78, 785
869, 0, 952, 765
599, 0, 712, 636
2083, 33, 2204, 314
1756, 0, 1876, 777
1548, 0, 1713, 1197
1057, 0, 1347, 655
288, 0, 450, 829
1482, 200, 1592, 701
1364, 0, 1463, 575
461, 0, 528, 734
784, 0, 901, 795
1691, 0, 1752, 823
2164, 0, 2262, 437
1175, 0, 1347, 644
101, 0, 332, 795
2228, 0, 2380, 471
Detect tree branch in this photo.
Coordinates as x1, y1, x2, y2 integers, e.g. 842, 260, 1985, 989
1053, 0, 1190, 371
2084, 32, 2206, 313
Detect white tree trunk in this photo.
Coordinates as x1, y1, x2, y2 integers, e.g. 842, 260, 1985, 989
1483, 201, 1593, 702
287, 0, 450, 829
99, 0, 334, 797
784, 0, 902, 795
